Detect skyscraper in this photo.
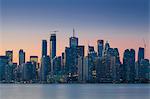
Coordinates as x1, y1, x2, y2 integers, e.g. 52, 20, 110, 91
76, 46, 85, 57
19, 49, 25, 65
123, 49, 130, 82
88, 46, 95, 52
50, 34, 56, 59
113, 48, 120, 63
61, 52, 65, 69
69, 29, 78, 48
42, 40, 47, 57
65, 47, 77, 75
5, 50, 13, 63
138, 47, 144, 62
97, 40, 104, 57
103, 41, 110, 56
77, 56, 84, 82
105, 48, 119, 82
0, 56, 9, 81
30, 56, 38, 63
83, 56, 89, 82
87, 45, 97, 82
40, 55, 51, 82
130, 49, 136, 82
138, 59, 149, 82
76, 46, 85, 82
113, 48, 121, 82
30, 56, 39, 69
22, 62, 36, 82
64, 30, 84, 82
123, 49, 135, 83
52, 56, 61, 75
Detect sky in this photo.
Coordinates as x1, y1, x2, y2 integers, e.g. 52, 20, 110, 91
0, 0, 150, 63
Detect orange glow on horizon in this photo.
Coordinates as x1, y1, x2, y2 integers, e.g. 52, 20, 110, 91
1, 36, 149, 64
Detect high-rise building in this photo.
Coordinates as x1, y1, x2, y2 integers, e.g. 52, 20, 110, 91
30, 56, 38, 63
138, 47, 144, 62
123, 49, 135, 83
42, 40, 47, 57
22, 62, 36, 82
69, 29, 78, 48
97, 40, 104, 57
77, 56, 84, 82
76, 46, 85, 57
137, 47, 149, 82
61, 52, 65, 69
113, 48, 120, 63
103, 41, 110, 56
122, 49, 130, 82
95, 57, 103, 82
50, 34, 56, 59
0, 56, 9, 81
5, 50, 13, 63
138, 59, 149, 82
83, 56, 89, 82
76, 46, 85, 82
129, 49, 136, 82
65, 47, 78, 75
19, 49, 25, 65
65, 30, 84, 82
30, 56, 39, 69
12, 63, 17, 81
0, 56, 14, 82
96, 47, 118, 83
40, 56, 51, 82
105, 48, 119, 82
65, 46, 84, 70
88, 46, 95, 52
51, 56, 61, 75
113, 48, 121, 82
64, 45, 84, 82
87, 46, 97, 82
110, 56, 116, 82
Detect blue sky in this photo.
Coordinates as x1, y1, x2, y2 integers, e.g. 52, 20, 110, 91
0, 0, 149, 62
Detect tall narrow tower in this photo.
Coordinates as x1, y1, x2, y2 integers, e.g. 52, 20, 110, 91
73, 28, 75, 37
97, 40, 104, 57
19, 49, 25, 65
42, 40, 47, 57
69, 28, 78, 47
138, 47, 144, 62
5, 50, 13, 63
50, 34, 56, 59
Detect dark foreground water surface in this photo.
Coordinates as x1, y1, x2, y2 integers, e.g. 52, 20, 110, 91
0, 84, 150, 99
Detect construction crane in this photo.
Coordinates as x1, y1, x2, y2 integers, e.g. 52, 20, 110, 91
143, 39, 146, 49
143, 38, 146, 58
50, 30, 59, 34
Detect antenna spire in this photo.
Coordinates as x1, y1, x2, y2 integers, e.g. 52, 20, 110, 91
73, 28, 75, 37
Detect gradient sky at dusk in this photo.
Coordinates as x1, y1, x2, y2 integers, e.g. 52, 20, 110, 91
0, 0, 149, 63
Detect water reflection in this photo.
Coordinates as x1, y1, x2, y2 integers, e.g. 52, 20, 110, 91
0, 84, 149, 99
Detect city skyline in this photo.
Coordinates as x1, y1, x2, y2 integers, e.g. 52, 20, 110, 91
0, 1, 150, 99
0, 0, 150, 63
0, 30, 149, 83
0, 28, 150, 63
0, 28, 148, 63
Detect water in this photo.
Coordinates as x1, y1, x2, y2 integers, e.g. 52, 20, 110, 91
0, 84, 150, 99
